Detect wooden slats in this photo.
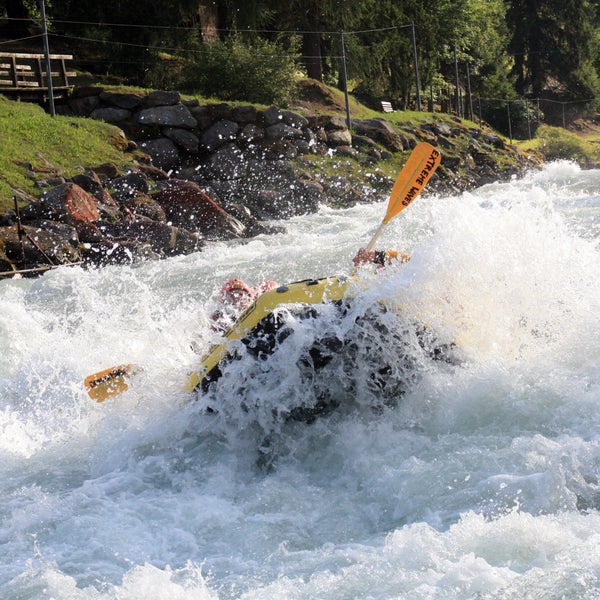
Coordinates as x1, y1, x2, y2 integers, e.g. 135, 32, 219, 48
0, 52, 74, 101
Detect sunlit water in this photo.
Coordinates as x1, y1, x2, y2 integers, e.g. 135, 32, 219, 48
1, 161, 599, 599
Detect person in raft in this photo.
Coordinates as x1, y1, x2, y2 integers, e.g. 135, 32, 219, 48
210, 278, 278, 332
352, 248, 411, 267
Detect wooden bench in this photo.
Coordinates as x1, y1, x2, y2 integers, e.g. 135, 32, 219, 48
0, 52, 76, 102
381, 100, 395, 113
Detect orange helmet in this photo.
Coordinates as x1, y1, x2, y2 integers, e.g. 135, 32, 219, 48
255, 280, 278, 294
220, 279, 253, 301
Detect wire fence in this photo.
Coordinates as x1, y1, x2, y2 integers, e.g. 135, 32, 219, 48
1, 14, 597, 138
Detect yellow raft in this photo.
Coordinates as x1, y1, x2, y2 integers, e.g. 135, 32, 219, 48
185, 275, 353, 393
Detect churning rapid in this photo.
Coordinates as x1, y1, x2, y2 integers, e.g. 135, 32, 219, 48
1, 160, 599, 599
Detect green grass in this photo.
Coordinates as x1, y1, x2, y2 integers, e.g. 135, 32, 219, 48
514, 124, 600, 167
2, 79, 599, 215
0, 95, 136, 212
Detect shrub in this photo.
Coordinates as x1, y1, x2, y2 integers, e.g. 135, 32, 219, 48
536, 125, 588, 162
186, 36, 300, 105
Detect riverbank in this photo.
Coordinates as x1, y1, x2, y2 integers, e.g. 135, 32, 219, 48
0, 81, 547, 276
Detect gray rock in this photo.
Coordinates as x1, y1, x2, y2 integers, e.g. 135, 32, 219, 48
238, 124, 265, 146
163, 127, 200, 153
90, 107, 132, 123
145, 90, 181, 107
327, 129, 353, 146
262, 106, 283, 126
136, 105, 197, 128
232, 105, 258, 123
99, 91, 143, 110
199, 120, 239, 152
138, 138, 181, 170
282, 110, 309, 129
265, 123, 303, 140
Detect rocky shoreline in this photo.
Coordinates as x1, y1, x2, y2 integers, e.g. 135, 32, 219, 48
0, 86, 542, 277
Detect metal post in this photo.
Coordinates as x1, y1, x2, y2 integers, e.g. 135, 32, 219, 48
507, 100, 512, 144
339, 31, 351, 130
465, 62, 474, 121
453, 43, 462, 118
525, 98, 531, 139
411, 23, 422, 111
39, 0, 55, 116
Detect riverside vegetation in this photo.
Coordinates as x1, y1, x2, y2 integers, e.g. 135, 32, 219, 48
1, 79, 599, 277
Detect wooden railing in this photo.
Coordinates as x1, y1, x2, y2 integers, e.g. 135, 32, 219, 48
0, 52, 75, 102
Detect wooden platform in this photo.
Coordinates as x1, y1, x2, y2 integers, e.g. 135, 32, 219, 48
0, 52, 75, 102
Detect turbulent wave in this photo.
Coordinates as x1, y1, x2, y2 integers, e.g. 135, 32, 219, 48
1, 160, 599, 599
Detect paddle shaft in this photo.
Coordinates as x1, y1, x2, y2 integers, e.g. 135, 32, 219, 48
351, 142, 441, 275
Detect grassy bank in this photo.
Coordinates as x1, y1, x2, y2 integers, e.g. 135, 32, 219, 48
0, 96, 135, 212
2, 85, 600, 214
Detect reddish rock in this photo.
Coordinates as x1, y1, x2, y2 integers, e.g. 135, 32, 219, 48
39, 182, 100, 226
153, 180, 246, 238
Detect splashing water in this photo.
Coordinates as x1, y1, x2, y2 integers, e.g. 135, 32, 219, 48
1, 161, 599, 599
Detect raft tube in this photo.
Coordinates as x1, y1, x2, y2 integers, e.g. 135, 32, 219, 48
185, 275, 353, 393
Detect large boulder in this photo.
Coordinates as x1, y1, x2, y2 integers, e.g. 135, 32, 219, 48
115, 217, 201, 256
135, 105, 197, 128
138, 138, 181, 171
153, 180, 246, 239
199, 120, 239, 152
0, 224, 81, 266
36, 182, 100, 226
352, 118, 406, 152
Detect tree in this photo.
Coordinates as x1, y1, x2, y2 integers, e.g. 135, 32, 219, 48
507, 0, 600, 99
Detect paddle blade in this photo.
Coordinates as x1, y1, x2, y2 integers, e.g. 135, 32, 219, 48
383, 142, 441, 225
84, 364, 141, 402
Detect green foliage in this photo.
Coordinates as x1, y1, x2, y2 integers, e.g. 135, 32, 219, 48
0, 97, 134, 211
507, 0, 600, 99
481, 98, 540, 138
186, 37, 301, 105
536, 125, 592, 162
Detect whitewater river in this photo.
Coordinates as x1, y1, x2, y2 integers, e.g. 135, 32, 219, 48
1, 160, 599, 599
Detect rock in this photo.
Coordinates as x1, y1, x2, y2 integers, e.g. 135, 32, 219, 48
282, 110, 309, 129
99, 91, 143, 110
135, 105, 197, 128
90, 107, 132, 123
199, 120, 239, 152
238, 124, 265, 146
145, 90, 181, 107
136, 163, 171, 181
116, 217, 201, 256
265, 123, 303, 140
37, 182, 100, 226
111, 172, 150, 201
90, 162, 121, 181
69, 95, 100, 116
189, 105, 213, 130
163, 127, 200, 153
352, 118, 405, 152
153, 179, 246, 238
71, 172, 112, 202
138, 138, 181, 171
232, 105, 258, 123
28, 219, 80, 247
262, 106, 283, 126
327, 129, 353, 146
204, 143, 247, 179
122, 193, 166, 222
0, 224, 81, 265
